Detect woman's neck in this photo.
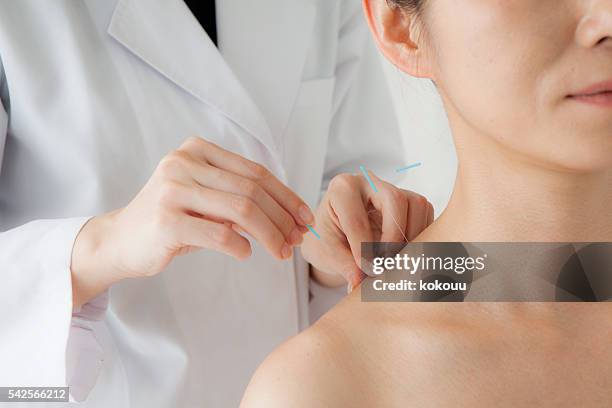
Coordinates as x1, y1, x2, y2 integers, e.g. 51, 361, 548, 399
417, 126, 612, 242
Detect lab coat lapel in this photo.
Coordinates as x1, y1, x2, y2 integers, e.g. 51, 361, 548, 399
107, 0, 281, 166
220, 0, 317, 144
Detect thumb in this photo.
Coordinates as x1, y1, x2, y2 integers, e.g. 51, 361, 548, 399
329, 248, 367, 293
310, 236, 366, 292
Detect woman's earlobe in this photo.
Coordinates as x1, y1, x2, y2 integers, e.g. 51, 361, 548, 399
362, 0, 432, 78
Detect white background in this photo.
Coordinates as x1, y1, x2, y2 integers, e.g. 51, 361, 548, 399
382, 58, 456, 217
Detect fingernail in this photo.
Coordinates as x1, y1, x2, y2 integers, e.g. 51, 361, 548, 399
298, 205, 314, 225
281, 243, 292, 259
347, 282, 353, 294
289, 228, 303, 246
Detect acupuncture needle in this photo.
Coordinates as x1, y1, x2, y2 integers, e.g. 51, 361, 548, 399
367, 208, 408, 243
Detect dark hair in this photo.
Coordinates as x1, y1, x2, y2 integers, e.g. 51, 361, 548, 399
387, 0, 425, 14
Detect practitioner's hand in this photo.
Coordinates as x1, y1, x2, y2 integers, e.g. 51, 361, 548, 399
70, 136, 314, 308
301, 170, 434, 292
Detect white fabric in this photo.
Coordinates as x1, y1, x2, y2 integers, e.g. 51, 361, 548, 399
67, 290, 109, 402
0, 217, 92, 388
0, 0, 404, 406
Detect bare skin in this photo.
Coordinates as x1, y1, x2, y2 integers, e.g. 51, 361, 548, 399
241, 0, 612, 406
242, 297, 612, 407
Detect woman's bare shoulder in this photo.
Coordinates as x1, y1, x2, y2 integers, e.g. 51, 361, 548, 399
240, 293, 376, 407
242, 296, 612, 407
240, 288, 515, 407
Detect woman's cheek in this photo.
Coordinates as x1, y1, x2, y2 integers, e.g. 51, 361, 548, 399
429, 1, 547, 131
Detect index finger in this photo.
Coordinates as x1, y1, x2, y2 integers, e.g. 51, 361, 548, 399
328, 174, 375, 268
178, 137, 315, 226
362, 170, 409, 243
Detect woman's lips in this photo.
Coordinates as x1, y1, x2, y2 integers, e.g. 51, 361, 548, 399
568, 80, 612, 107
568, 91, 612, 106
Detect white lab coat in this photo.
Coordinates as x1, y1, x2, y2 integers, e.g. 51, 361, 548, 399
0, 0, 404, 406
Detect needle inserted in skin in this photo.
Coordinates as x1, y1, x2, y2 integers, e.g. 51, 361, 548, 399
388, 210, 409, 243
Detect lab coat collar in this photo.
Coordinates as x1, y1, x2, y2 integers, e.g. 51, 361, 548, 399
218, 0, 317, 146
107, 0, 295, 177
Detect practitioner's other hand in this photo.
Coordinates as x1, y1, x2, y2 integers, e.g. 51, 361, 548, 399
301, 170, 433, 292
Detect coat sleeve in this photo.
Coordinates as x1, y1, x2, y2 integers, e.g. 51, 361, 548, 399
309, 0, 406, 320
0, 60, 105, 403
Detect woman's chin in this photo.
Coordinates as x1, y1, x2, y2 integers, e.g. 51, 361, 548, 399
536, 138, 612, 174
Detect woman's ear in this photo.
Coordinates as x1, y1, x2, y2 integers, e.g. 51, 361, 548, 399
362, 0, 432, 78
